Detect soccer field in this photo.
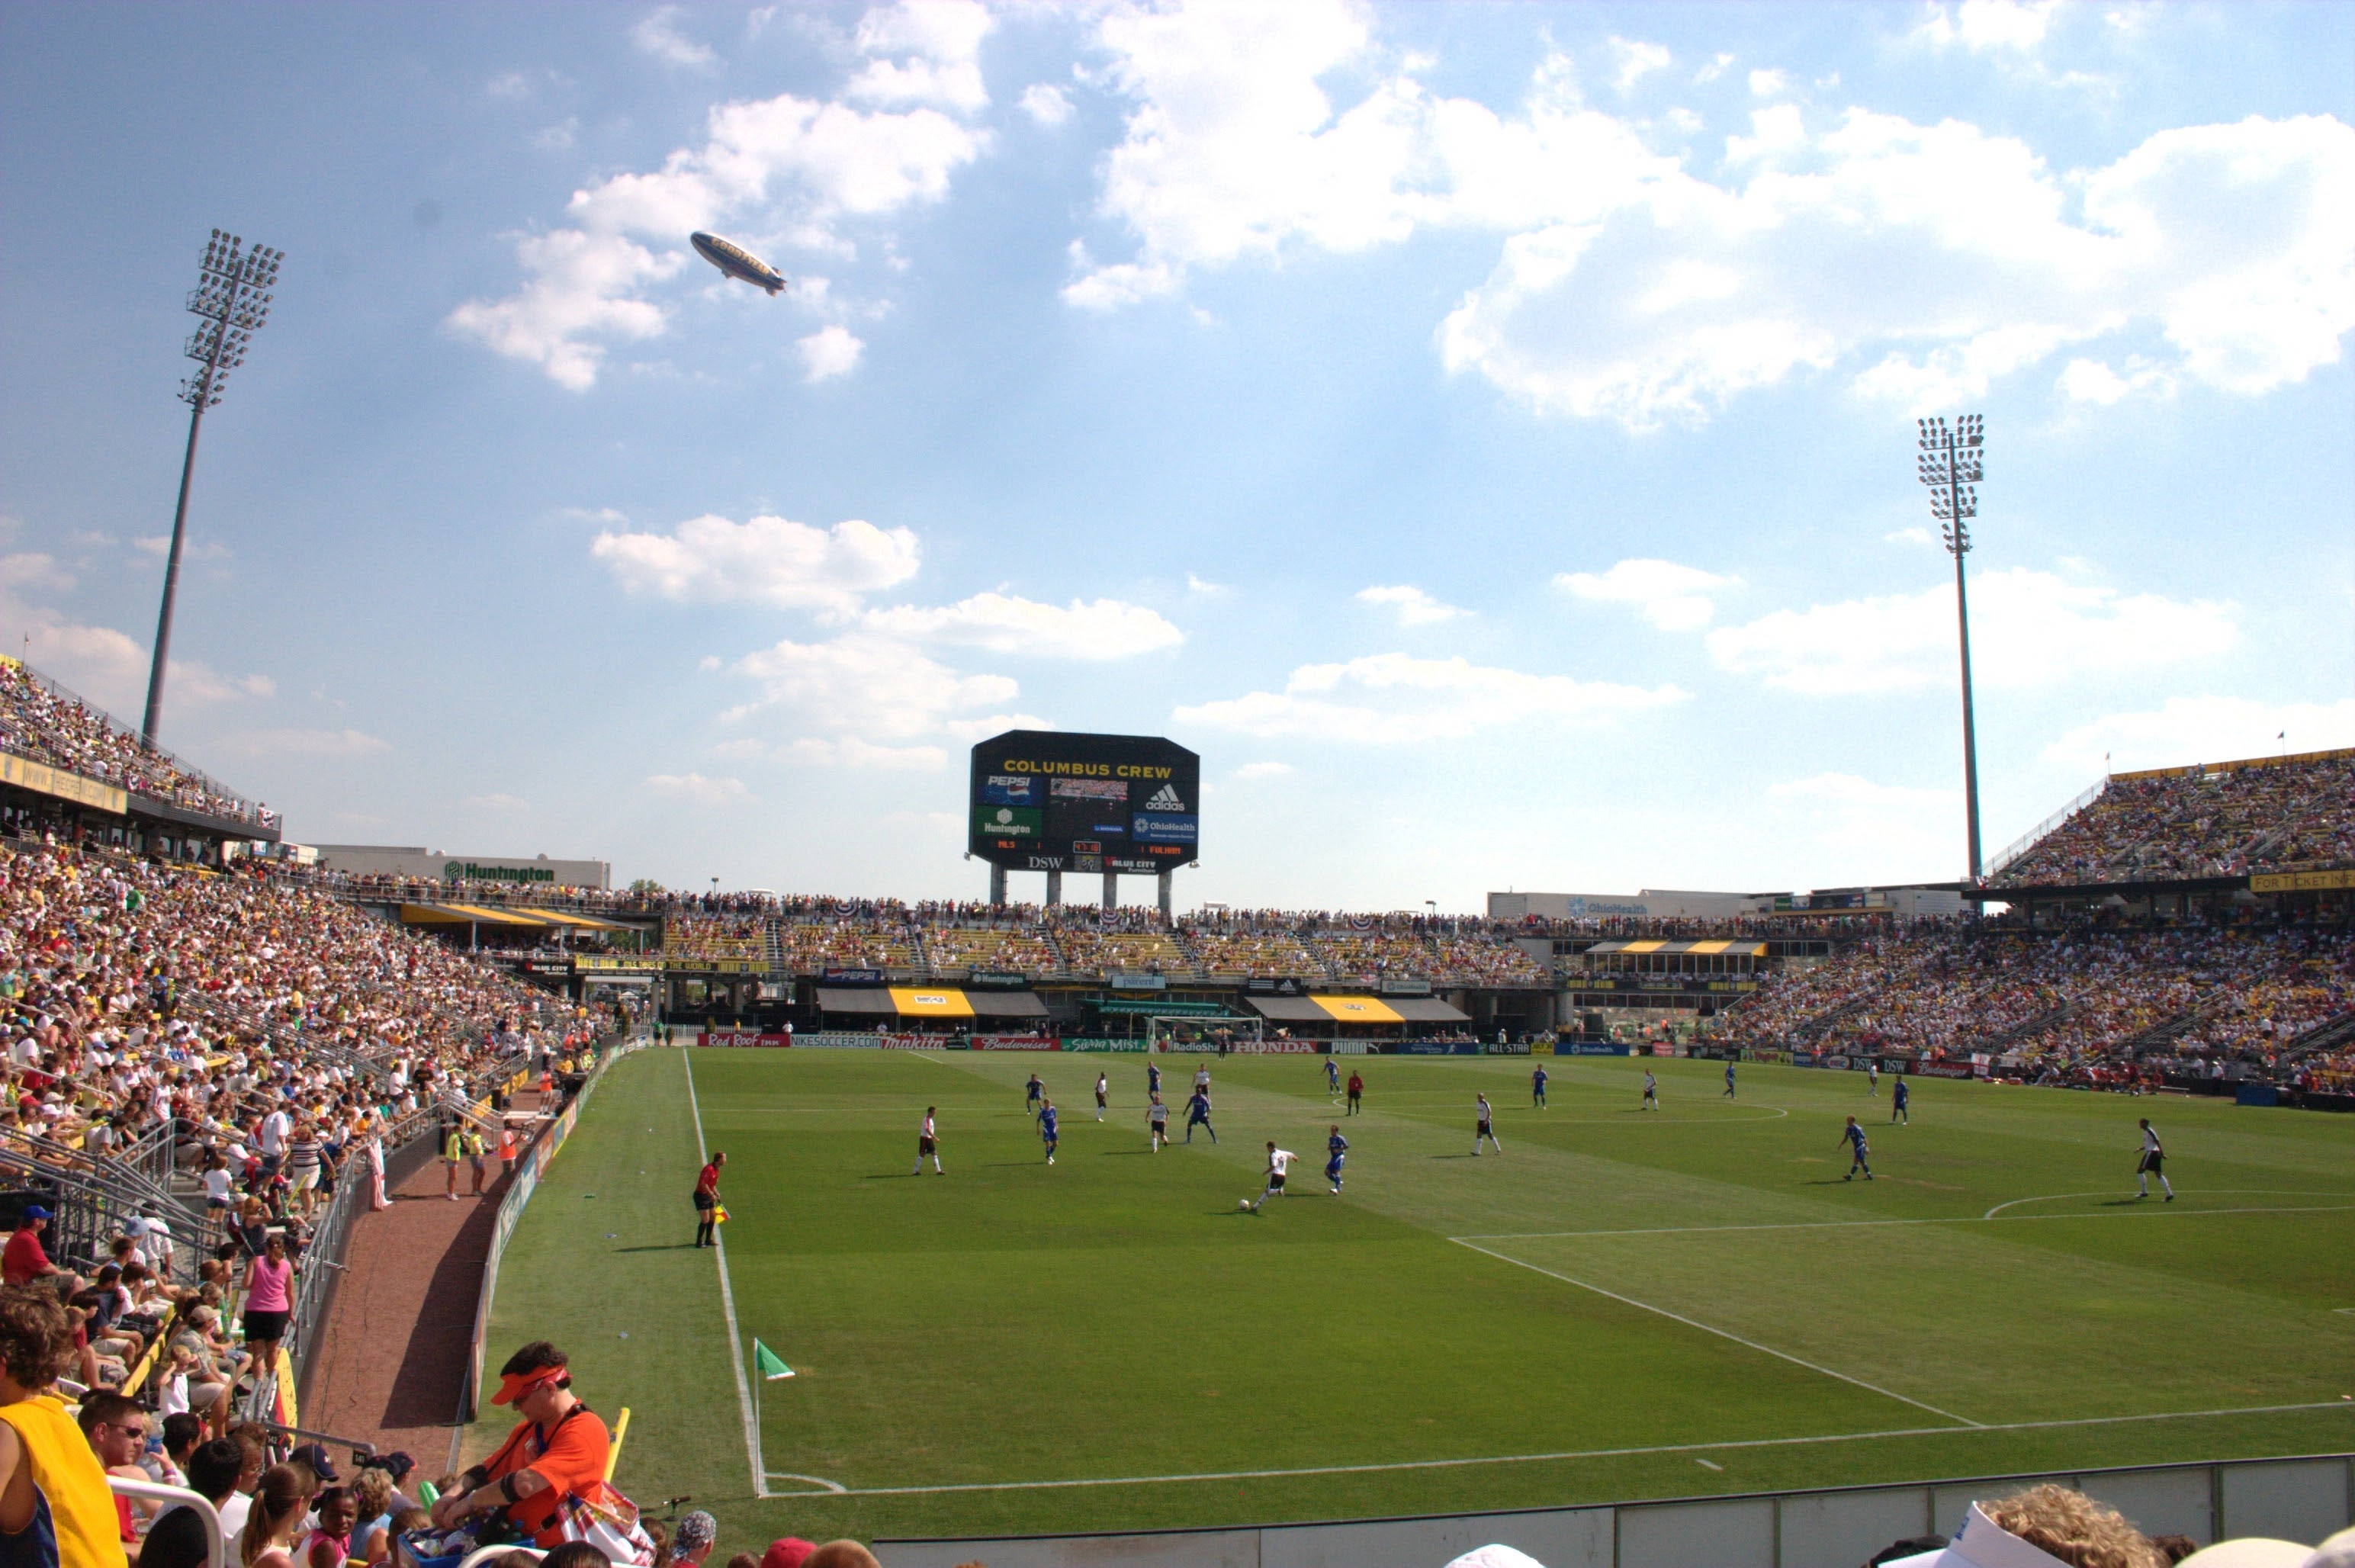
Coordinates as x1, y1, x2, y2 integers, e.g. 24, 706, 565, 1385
473, 1046, 2355, 1550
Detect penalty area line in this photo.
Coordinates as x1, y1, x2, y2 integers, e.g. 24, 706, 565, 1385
685, 1049, 769, 1499
801, 1403, 2352, 1498
1457, 1199, 2355, 1243
1449, 1237, 1982, 1428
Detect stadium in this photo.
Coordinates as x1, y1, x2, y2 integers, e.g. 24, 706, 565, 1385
4, 5, 2353, 1568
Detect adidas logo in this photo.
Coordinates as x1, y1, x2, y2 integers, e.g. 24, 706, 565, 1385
1142, 784, 1187, 812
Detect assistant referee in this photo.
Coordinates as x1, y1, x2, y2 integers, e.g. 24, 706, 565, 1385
694, 1150, 725, 1248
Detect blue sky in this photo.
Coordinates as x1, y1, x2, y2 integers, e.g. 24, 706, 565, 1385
2, 1, 2350, 908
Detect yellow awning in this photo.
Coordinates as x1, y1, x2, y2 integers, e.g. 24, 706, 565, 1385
1618, 940, 1666, 953
888, 986, 975, 1018
530, 908, 634, 932
444, 903, 551, 927
1310, 994, 1402, 1024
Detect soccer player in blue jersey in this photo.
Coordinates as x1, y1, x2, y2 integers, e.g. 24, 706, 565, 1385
1724, 1060, 1737, 1099
1325, 1057, 1341, 1098
1890, 1078, 1910, 1124
1184, 1088, 1216, 1143
1026, 1072, 1044, 1113
1038, 1097, 1059, 1164
1840, 1115, 1872, 1180
1148, 1059, 1162, 1099
1531, 1065, 1548, 1108
1325, 1124, 1348, 1193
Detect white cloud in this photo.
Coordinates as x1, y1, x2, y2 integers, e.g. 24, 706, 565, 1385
1066, 5, 2355, 427
1695, 53, 1735, 83
535, 119, 579, 153
1021, 83, 1075, 127
1768, 772, 1961, 878
1914, 0, 2060, 53
731, 631, 1019, 740
227, 728, 391, 757
632, 6, 716, 69
1233, 760, 1294, 779
449, 63, 987, 387
848, 0, 993, 113
779, 736, 946, 770
487, 72, 533, 100
1176, 653, 1686, 741
1185, 573, 1228, 596
1706, 567, 2238, 694
647, 771, 750, 803
1884, 525, 1939, 547
862, 592, 1184, 659
1609, 39, 1672, 94
171, 664, 276, 703
1747, 68, 1790, 98
0, 553, 70, 592
464, 792, 532, 811
2042, 696, 2355, 776
133, 536, 230, 562
2057, 355, 2174, 405
1557, 558, 1737, 630
590, 512, 920, 614
1356, 584, 1467, 625
797, 323, 866, 381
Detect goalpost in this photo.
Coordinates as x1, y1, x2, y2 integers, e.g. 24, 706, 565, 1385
1145, 1012, 1261, 1051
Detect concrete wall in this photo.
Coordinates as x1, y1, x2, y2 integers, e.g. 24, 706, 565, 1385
310, 843, 610, 888
876, 1454, 2353, 1568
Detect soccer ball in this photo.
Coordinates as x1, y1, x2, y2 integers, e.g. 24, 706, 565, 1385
1239, 1197, 1251, 1210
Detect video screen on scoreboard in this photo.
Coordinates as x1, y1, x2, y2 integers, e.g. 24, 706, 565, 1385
969, 730, 1200, 874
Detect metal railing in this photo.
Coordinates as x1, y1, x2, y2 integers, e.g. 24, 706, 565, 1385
1987, 774, 2110, 881
1, 657, 276, 828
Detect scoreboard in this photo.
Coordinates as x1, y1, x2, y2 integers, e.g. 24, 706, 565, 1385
969, 730, 1200, 875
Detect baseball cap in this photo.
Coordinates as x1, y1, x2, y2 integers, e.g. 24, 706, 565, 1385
760, 1539, 816, 1568
20, 1206, 50, 1221
290, 1442, 340, 1482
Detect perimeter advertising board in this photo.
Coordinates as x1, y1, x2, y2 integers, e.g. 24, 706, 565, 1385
969, 730, 1200, 875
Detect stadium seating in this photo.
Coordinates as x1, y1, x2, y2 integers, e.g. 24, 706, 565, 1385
1991, 750, 2355, 888
663, 914, 768, 962
775, 917, 921, 973
1721, 919, 2355, 1088
1050, 924, 1194, 979
0, 659, 276, 828
922, 921, 1062, 977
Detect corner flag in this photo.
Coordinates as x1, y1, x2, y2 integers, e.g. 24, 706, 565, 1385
753, 1339, 794, 1380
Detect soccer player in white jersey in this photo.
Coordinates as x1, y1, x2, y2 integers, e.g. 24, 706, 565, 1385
1194, 1064, 1212, 1099
1473, 1093, 1502, 1155
1247, 1142, 1297, 1211
912, 1106, 943, 1175
1642, 1069, 1659, 1110
1094, 1072, 1109, 1120
1865, 1061, 1880, 1096
2135, 1118, 2174, 1200
1148, 1091, 1170, 1151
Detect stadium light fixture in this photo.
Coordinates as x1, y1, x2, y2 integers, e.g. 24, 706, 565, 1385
143, 228, 284, 750
1916, 414, 1986, 885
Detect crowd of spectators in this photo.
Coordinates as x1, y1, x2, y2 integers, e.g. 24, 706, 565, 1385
1993, 750, 2355, 888
0, 659, 278, 831
919, 922, 1061, 975
663, 916, 768, 964
1049, 927, 1190, 978
776, 920, 920, 973
1718, 914, 2355, 1090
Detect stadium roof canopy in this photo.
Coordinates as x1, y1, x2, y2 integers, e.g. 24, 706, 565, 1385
399, 902, 632, 932
814, 985, 1047, 1019
1247, 994, 1469, 1024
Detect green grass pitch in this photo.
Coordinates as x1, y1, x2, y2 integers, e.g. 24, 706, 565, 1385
468, 1047, 2355, 1554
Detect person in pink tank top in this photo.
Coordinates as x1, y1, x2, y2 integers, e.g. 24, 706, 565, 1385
240, 1232, 295, 1380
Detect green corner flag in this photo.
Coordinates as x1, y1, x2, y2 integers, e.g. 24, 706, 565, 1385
753, 1338, 794, 1380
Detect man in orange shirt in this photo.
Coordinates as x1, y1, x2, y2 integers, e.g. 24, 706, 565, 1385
430, 1342, 611, 1547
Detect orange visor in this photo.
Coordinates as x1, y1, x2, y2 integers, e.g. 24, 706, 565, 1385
492, 1364, 567, 1406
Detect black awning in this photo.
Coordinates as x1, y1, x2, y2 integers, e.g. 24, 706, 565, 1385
814, 986, 898, 1015
1245, 997, 1332, 1022
969, 991, 1049, 1018
1386, 997, 1470, 1023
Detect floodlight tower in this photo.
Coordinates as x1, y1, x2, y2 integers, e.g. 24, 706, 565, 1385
142, 229, 282, 750
1916, 414, 1986, 884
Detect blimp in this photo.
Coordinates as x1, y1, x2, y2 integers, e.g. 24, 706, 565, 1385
690, 231, 786, 295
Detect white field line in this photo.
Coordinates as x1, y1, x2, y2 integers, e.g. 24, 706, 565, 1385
1457, 1196, 2355, 1243
763, 1401, 2353, 1498
684, 1049, 767, 1499
1449, 1238, 1982, 1427
1981, 1187, 2341, 1220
